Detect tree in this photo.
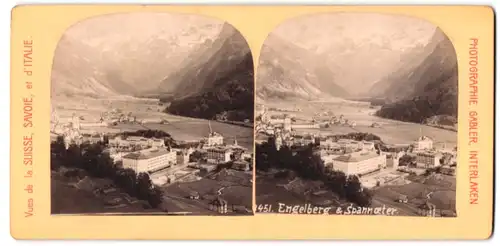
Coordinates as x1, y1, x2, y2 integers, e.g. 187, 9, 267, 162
114, 168, 138, 196
198, 168, 208, 177
65, 144, 83, 168
148, 186, 164, 209
345, 175, 372, 207
136, 172, 153, 200
190, 150, 207, 163
51, 136, 66, 157
81, 143, 107, 176
95, 152, 115, 178
345, 175, 362, 195
293, 145, 324, 179
399, 154, 416, 166
276, 145, 294, 169
255, 136, 280, 172
51, 136, 67, 170
324, 170, 347, 198
102, 135, 109, 145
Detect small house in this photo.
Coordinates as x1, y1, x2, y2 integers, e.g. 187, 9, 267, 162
419, 201, 437, 217
210, 197, 228, 214
189, 191, 200, 200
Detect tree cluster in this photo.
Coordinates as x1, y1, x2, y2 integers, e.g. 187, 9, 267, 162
375, 93, 457, 124
399, 154, 417, 167
255, 137, 372, 207
326, 132, 382, 142
324, 171, 373, 207
189, 150, 207, 163
118, 129, 176, 146
165, 53, 254, 122
121, 129, 171, 139
50, 136, 163, 208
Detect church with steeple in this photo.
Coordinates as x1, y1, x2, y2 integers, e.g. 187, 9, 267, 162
413, 127, 433, 151
206, 120, 224, 146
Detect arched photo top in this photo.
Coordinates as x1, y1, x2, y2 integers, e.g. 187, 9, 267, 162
256, 12, 457, 111
50, 12, 255, 216
254, 12, 458, 218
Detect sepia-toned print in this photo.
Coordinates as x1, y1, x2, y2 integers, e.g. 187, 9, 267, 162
255, 13, 458, 217
50, 12, 254, 215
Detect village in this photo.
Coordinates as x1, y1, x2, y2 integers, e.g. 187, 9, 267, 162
50, 106, 253, 215
255, 105, 457, 217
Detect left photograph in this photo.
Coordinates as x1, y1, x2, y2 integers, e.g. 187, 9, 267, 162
49, 12, 255, 215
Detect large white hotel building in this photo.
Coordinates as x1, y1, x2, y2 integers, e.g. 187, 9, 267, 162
122, 148, 177, 174
327, 151, 387, 176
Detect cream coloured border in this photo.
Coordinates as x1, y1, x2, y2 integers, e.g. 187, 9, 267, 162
10, 5, 494, 240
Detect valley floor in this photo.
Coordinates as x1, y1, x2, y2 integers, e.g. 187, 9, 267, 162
258, 100, 457, 146
255, 99, 457, 217
53, 97, 254, 149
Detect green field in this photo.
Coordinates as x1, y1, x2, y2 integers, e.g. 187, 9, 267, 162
162, 169, 253, 214
372, 174, 456, 215
261, 100, 456, 146
52, 167, 252, 215
255, 169, 456, 217
54, 98, 254, 150
51, 172, 161, 214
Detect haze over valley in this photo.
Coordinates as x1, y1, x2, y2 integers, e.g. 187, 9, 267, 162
52, 13, 254, 123
256, 13, 458, 126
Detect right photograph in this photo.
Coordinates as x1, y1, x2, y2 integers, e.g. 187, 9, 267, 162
255, 13, 458, 217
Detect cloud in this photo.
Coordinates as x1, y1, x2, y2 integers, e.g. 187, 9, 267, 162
273, 13, 437, 53
64, 12, 224, 50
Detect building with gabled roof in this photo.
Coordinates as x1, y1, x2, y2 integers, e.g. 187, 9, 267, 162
414, 150, 442, 169
210, 196, 228, 214
122, 147, 176, 174
206, 146, 233, 164
414, 135, 433, 151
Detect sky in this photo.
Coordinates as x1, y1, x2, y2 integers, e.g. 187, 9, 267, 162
268, 13, 442, 95
272, 12, 438, 54
63, 12, 224, 50
52, 12, 228, 95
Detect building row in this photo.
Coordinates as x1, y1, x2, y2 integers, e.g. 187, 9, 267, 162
119, 129, 252, 174
317, 135, 455, 176
120, 146, 198, 174
109, 136, 166, 149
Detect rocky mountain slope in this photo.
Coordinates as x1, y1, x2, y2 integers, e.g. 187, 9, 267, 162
50, 35, 122, 99
50, 13, 224, 100
256, 34, 349, 101
51, 14, 254, 122
163, 25, 255, 122
159, 24, 251, 99
373, 29, 458, 123
166, 52, 254, 122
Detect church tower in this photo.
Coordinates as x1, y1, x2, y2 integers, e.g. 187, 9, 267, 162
71, 113, 81, 131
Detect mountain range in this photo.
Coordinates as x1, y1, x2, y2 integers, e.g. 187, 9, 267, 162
51, 17, 254, 122
256, 27, 458, 124
373, 29, 458, 124
164, 24, 254, 122
159, 23, 252, 100
256, 34, 349, 101
51, 13, 225, 100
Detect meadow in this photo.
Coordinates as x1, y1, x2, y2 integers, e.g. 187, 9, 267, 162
53, 97, 254, 149
261, 99, 457, 147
